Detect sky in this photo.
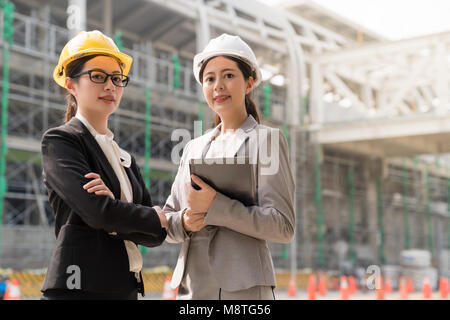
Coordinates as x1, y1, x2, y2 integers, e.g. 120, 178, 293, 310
258, 0, 450, 40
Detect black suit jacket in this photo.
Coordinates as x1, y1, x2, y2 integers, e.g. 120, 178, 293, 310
40, 117, 166, 296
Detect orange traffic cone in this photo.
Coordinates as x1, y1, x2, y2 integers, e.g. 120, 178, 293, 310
399, 276, 408, 300
318, 274, 327, 296
422, 276, 432, 299
348, 276, 357, 295
376, 275, 384, 300
439, 277, 448, 299
307, 274, 316, 300
407, 277, 414, 293
340, 276, 349, 300
288, 276, 296, 297
384, 277, 393, 294
162, 276, 177, 300
3, 279, 20, 300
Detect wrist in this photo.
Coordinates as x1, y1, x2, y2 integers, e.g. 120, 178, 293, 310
181, 208, 190, 232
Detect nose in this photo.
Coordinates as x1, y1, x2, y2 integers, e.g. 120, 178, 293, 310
104, 76, 116, 91
214, 78, 224, 91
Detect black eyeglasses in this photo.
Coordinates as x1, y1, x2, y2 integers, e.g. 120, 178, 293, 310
71, 70, 130, 87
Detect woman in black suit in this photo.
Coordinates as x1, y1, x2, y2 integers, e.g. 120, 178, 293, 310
40, 30, 167, 300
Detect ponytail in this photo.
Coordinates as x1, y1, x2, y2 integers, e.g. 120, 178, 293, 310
64, 93, 77, 123
244, 94, 260, 124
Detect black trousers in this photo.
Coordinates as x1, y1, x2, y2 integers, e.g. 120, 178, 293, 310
41, 288, 138, 300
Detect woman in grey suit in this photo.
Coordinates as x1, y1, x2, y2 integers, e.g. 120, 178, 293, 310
164, 34, 296, 300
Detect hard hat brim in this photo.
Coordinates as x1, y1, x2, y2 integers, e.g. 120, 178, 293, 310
53, 48, 133, 88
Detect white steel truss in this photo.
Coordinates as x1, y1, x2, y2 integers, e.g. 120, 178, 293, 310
311, 32, 450, 123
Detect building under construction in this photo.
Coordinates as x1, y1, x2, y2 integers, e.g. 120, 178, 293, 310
0, 0, 449, 287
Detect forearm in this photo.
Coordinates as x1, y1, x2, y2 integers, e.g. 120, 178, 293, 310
114, 229, 167, 247
162, 149, 192, 243
42, 130, 164, 236
204, 192, 294, 243
164, 208, 191, 243
204, 128, 296, 243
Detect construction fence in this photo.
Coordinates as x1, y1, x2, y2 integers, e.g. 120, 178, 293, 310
0, 267, 340, 299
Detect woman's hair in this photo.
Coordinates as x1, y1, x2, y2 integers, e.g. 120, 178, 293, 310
199, 55, 261, 126
63, 54, 100, 123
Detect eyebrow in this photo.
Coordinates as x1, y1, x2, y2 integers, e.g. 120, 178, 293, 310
204, 68, 236, 77
89, 68, 122, 74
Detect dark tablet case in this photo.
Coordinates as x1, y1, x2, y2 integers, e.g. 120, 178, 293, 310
189, 157, 257, 206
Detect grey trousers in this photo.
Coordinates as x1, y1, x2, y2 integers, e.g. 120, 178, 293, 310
178, 284, 275, 300
177, 228, 276, 300
219, 286, 275, 300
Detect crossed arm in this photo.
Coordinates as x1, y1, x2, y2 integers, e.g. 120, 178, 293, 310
42, 127, 167, 246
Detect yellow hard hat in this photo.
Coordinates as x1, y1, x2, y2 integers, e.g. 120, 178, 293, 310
53, 30, 133, 88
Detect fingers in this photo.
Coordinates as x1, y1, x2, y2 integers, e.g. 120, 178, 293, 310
84, 172, 100, 179
183, 209, 206, 232
85, 185, 109, 193
94, 190, 113, 198
186, 176, 209, 192
190, 175, 207, 189
93, 190, 109, 196
188, 220, 206, 232
83, 178, 104, 190
185, 208, 205, 215
188, 214, 205, 224
85, 185, 114, 199
83, 174, 114, 199
185, 214, 205, 224
184, 217, 204, 232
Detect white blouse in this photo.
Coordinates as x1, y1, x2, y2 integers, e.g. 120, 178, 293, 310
205, 130, 238, 159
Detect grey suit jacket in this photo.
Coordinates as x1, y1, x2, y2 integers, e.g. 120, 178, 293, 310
164, 115, 295, 292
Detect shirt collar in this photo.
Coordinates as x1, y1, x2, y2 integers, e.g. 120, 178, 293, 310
75, 112, 131, 168
75, 112, 114, 140
208, 114, 258, 141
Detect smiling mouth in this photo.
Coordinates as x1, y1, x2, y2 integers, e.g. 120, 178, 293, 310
214, 96, 230, 103
99, 97, 115, 102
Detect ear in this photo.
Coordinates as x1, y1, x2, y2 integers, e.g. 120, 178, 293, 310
245, 76, 254, 95
65, 77, 76, 96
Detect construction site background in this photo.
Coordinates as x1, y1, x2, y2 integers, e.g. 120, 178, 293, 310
0, 0, 449, 300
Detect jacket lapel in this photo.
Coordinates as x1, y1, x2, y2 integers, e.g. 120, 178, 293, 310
200, 125, 221, 159
68, 117, 121, 200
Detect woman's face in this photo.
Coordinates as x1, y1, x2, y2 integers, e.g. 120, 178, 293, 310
201, 56, 253, 120
66, 55, 124, 118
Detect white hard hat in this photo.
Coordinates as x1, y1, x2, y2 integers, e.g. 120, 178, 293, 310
193, 33, 262, 89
